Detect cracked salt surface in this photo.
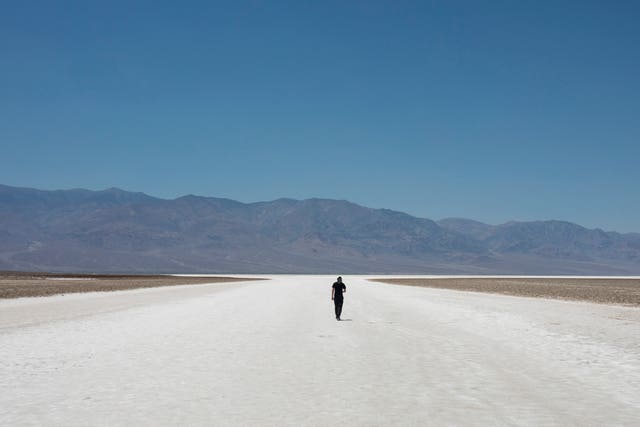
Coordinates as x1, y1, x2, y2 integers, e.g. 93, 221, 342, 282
1, 275, 639, 426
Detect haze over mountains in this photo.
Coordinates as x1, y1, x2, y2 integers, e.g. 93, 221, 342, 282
1, 184, 639, 274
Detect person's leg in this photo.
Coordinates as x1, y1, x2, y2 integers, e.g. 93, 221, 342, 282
334, 300, 340, 319
336, 299, 343, 319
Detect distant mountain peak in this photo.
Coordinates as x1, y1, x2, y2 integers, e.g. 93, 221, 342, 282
1, 184, 638, 274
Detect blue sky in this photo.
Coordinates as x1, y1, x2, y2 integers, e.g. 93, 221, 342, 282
2, 1, 639, 232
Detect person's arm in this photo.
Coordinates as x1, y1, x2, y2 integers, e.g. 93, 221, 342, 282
331, 287, 335, 300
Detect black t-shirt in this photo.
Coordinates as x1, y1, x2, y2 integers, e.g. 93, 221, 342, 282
332, 282, 346, 299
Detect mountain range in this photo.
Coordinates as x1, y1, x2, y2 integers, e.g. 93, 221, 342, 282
1, 184, 639, 274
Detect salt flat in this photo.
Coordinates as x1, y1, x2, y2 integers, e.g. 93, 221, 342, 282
1, 275, 639, 426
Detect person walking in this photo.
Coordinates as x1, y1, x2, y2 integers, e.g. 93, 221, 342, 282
331, 276, 346, 320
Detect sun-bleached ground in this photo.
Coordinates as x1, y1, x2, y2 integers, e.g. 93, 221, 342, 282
1, 275, 639, 426
0, 271, 260, 298
370, 276, 640, 306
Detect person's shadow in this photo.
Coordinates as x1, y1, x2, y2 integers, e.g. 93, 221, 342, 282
338, 319, 353, 321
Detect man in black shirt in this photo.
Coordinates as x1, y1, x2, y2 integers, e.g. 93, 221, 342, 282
331, 276, 347, 320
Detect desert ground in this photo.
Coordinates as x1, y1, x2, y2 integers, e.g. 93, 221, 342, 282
370, 276, 640, 306
0, 271, 260, 298
1, 275, 639, 425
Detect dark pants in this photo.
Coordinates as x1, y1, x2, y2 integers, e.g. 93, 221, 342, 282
334, 298, 343, 319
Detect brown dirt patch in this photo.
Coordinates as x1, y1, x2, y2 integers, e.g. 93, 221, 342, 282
369, 277, 640, 306
0, 271, 264, 299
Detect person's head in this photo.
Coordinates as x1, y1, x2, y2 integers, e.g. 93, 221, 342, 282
337, 276, 342, 283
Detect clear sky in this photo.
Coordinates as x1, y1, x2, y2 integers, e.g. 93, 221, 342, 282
2, 1, 639, 232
